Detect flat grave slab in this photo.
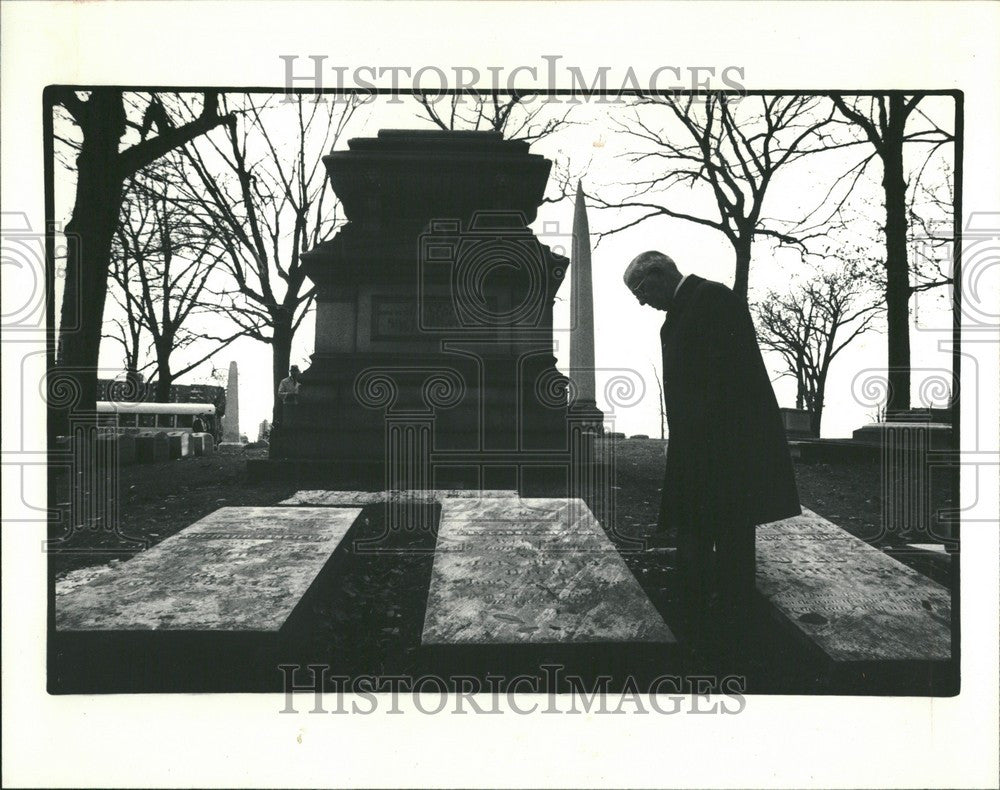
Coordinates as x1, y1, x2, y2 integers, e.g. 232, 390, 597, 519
421, 497, 675, 645
280, 489, 519, 506
757, 508, 951, 662
56, 507, 362, 632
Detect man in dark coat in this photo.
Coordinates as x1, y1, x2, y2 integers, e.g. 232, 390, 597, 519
624, 251, 800, 649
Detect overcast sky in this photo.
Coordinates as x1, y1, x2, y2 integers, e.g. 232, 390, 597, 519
53, 92, 956, 439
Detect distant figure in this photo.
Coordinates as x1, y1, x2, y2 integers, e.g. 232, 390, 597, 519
278, 365, 302, 405
623, 251, 800, 655
275, 365, 302, 428
192, 415, 206, 434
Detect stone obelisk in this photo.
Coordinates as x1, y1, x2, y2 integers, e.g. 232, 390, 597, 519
221, 361, 242, 443
569, 181, 604, 433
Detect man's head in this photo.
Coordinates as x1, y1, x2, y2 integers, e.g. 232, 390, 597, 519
623, 251, 683, 311
289, 365, 300, 378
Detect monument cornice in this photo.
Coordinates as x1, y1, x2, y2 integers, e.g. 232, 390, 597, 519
323, 129, 552, 226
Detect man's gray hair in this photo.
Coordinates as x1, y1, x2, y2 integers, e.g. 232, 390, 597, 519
624, 250, 679, 283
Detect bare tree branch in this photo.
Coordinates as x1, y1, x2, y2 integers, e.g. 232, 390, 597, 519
591, 94, 839, 297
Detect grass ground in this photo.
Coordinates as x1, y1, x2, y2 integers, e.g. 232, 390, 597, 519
48, 438, 956, 694
52, 437, 949, 574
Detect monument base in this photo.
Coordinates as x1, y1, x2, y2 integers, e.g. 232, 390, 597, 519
852, 421, 954, 450
568, 399, 605, 436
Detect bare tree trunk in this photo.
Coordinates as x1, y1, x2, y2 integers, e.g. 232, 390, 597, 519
882, 105, 912, 413
124, 367, 144, 402
56, 94, 127, 433
53, 89, 230, 436
811, 380, 827, 437
271, 316, 293, 424
831, 93, 932, 414
154, 359, 173, 402
732, 234, 752, 299
795, 354, 806, 410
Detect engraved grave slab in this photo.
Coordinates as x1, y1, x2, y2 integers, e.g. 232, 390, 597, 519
280, 489, 519, 506
421, 497, 675, 645
757, 508, 951, 662
56, 507, 362, 632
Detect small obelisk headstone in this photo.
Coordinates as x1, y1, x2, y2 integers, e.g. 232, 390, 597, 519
221, 361, 242, 444
569, 180, 604, 432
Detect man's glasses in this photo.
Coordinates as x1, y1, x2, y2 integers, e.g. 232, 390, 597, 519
629, 273, 651, 300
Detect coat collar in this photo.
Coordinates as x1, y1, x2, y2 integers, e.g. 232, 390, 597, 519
661, 274, 703, 337
673, 273, 701, 305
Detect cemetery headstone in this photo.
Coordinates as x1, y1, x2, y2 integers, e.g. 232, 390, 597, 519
756, 508, 951, 662
117, 432, 137, 464
96, 432, 136, 466
167, 431, 191, 459
421, 496, 675, 644
56, 506, 363, 631
280, 489, 520, 506
135, 431, 169, 463
779, 407, 814, 438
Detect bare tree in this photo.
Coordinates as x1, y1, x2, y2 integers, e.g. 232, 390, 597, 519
177, 93, 359, 420
413, 92, 573, 142
50, 89, 233, 429
104, 247, 151, 388
752, 260, 881, 436
111, 165, 248, 401
840, 161, 955, 312
592, 94, 843, 298
827, 94, 954, 412
908, 161, 955, 297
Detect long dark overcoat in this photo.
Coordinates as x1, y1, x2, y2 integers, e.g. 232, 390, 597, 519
659, 275, 800, 533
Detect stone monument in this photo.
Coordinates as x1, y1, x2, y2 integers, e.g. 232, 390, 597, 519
265, 130, 584, 492
852, 406, 955, 543
779, 407, 814, 439
568, 181, 604, 433
220, 361, 242, 444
